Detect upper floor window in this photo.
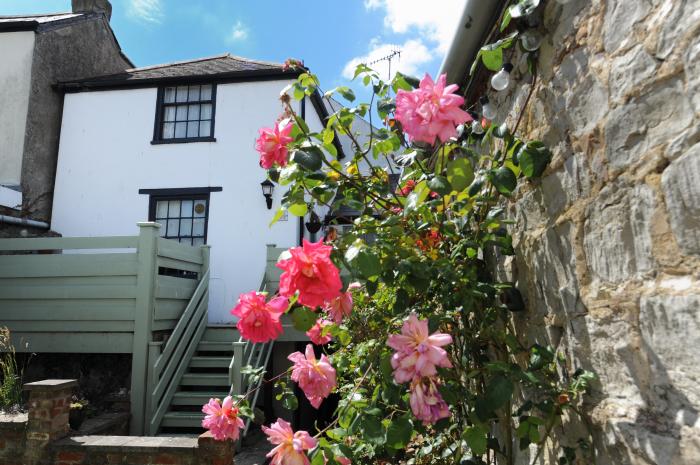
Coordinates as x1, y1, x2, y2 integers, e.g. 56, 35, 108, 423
153, 84, 216, 143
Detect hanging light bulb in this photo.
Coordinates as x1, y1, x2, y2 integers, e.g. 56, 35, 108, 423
469, 111, 484, 135
490, 63, 513, 91
520, 30, 542, 52
480, 96, 497, 120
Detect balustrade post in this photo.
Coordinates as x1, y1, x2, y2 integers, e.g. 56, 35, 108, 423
130, 222, 160, 435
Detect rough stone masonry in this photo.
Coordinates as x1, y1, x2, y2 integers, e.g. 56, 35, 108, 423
490, 0, 700, 463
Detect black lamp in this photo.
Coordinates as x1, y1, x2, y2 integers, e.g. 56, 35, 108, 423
260, 179, 274, 209
305, 211, 322, 234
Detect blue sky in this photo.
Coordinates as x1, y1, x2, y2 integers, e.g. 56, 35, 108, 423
1, 0, 463, 93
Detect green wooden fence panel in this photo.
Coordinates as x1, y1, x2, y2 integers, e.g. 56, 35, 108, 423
0, 253, 138, 278
0, 236, 138, 251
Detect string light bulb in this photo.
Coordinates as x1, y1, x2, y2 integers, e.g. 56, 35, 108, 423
480, 96, 497, 120
469, 112, 484, 135
520, 30, 542, 52
490, 63, 513, 91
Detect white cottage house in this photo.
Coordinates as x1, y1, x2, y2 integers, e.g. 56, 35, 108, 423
50, 53, 385, 324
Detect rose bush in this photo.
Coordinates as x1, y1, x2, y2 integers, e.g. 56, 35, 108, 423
203, 15, 595, 462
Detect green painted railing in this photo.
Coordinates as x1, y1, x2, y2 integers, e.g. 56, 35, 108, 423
0, 222, 210, 435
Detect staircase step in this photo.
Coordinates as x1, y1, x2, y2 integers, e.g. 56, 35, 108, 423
203, 326, 239, 342
180, 373, 230, 386
189, 356, 231, 368
161, 411, 206, 428
197, 341, 235, 352
172, 391, 230, 406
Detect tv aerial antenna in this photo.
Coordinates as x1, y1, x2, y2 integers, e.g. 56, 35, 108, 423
367, 47, 401, 81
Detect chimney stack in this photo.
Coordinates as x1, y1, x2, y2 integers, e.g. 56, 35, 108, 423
71, 0, 112, 21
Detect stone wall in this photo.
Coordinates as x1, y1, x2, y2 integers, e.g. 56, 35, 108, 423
490, 0, 699, 463
0, 379, 233, 465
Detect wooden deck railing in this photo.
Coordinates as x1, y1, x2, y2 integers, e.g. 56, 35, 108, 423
0, 222, 210, 435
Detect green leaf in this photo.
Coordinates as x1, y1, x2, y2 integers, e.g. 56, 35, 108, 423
385, 416, 413, 449
500, 8, 512, 31
463, 426, 488, 456
481, 47, 503, 71
446, 158, 475, 192
490, 167, 517, 195
518, 141, 551, 178
291, 306, 317, 331
484, 375, 514, 412
360, 416, 385, 445
322, 128, 335, 146
293, 149, 322, 171
337, 86, 356, 102
288, 203, 308, 217
269, 208, 286, 226
427, 175, 452, 196
352, 250, 381, 279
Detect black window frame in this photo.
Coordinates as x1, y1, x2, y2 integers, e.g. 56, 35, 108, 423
151, 83, 217, 144
147, 192, 211, 245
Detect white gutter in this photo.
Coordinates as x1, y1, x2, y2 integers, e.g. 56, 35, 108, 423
0, 214, 50, 229
438, 0, 506, 85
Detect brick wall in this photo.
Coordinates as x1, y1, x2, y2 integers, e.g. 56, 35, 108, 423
0, 379, 234, 465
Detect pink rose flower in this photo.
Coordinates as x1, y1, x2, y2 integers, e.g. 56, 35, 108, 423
201, 396, 245, 441
263, 418, 317, 465
288, 344, 336, 408
324, 282, 359, 323
306, 319, 333, 345
386, 312, 452, 383
395, 73, 471, 145
231, 291, 288, 343
256, 119, 294, 169
277, 239, 342, 309
409, 377, 450, 425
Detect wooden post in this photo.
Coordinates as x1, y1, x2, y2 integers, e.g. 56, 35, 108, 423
230, 341, 246, 395
200, 244, 211, 318
144, 341, 162, 435
130, 222, 160, 435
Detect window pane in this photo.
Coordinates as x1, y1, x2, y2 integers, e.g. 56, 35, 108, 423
193, 201, 207, 217
188, 85, 200, 101
162, 123, 174, 139
163, 106, 176, 122
193, 218, 205, 236
193, 237, 205, 247
164, 87, 176, 103
156, 201, 168, 218
200, 103, 212, 119
200, 85, 212, 100
176, 86, 188, 102
175, 122, 187, 138
187, 122, 199, 138
168, 200, 180, 216
188, 104, 200, 120
176, 105, 188, 121
199, 120, 211, 137
158, 226, 166, 237
180, 218, 192, 236
180, 200, 193, 216
167, 219, 179, 236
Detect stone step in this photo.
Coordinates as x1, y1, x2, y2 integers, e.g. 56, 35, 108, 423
180, 373, 229, 386
171, 391, 230, 406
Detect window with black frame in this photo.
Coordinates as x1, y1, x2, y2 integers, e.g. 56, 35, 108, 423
153, 84, 216, 143
149, 195, 209, 246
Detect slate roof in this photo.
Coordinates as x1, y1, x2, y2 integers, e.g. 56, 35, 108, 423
59, 53, 299, 90
0, 12, 85, 31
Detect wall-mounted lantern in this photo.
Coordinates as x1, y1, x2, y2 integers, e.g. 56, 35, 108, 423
305, 211, 322, 234
260, 179, 274, 209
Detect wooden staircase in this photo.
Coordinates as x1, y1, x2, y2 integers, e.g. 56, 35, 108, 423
158, 327, 238, 434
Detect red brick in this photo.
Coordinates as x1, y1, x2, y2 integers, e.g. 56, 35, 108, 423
57, 450, 85, 461
153, 452, 179, 464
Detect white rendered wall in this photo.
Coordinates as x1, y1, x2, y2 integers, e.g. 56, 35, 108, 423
0, 31, 34, 186
52, 79, 315, 323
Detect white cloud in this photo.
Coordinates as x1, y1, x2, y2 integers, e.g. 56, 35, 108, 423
127, 0, 163, 23
364, 0, 463, 54
226, 20, 248, 43
342, 38, 431, 80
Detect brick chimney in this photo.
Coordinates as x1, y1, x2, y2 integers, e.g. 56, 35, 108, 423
71, 0, 112, 21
